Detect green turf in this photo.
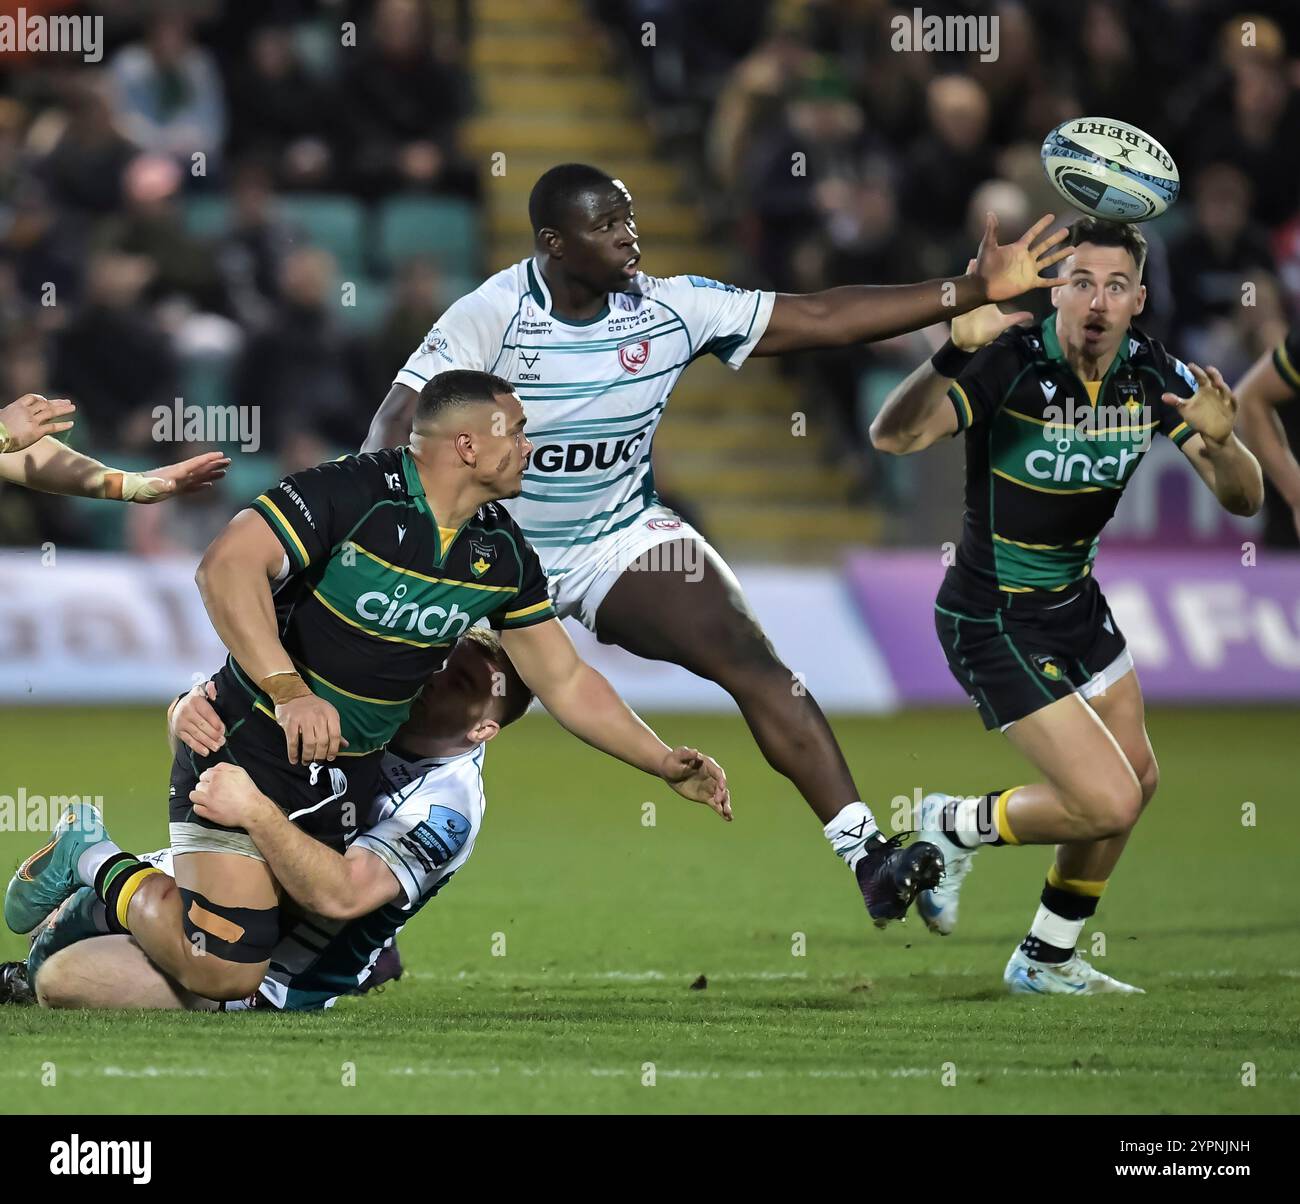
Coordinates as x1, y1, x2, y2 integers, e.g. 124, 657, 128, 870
1, 705, 1297, 1114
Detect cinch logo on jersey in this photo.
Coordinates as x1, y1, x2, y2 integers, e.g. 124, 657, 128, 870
1024, 441, 1143, 486
354, 586, 473, 640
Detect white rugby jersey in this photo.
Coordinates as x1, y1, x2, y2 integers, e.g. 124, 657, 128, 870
394, 258, 774, 571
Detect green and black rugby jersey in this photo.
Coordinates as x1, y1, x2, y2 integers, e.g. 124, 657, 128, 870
228, 447, 555, 756
1271, 327, 1300, 396
946, 313, 1198, 593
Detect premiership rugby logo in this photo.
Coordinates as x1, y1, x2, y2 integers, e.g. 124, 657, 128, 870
618, 339, 650, 374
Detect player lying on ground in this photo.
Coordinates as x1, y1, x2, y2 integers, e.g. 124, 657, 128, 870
871, 217, 1262, 994
363, 163, 1073, 924
0, 627, 530, 1011
4, 369, 729, 1003
1236, 326, 1300, 541
0, 392, 228, 501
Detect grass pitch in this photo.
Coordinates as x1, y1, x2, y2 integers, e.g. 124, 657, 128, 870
1, 704, 1297, 1114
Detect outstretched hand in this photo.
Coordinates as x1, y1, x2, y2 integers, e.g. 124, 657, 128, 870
128, 451, 230, 503
971, 213, 1071, 302
660, 746, 732, 821
0, 394, 76, 453
1163, 363, 1236, 445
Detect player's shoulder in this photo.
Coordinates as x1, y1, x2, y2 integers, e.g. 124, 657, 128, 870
1272, 326, 1300, 393
1128, 324, 1196, 392
970, 322, 1043, 370
442, 260, 529, 319
379, 747, 485, 829
637, 272, 754, 304
313, 446, 407, 484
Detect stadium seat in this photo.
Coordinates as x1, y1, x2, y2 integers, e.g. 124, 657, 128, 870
337, 275, 390, 333
375, 196, 481, 278
278, 194, 368, 279
182, 195, 231, 239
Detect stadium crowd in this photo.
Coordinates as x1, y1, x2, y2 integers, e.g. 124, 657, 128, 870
605, 0, 1300, 540
3, 0, 1299, 549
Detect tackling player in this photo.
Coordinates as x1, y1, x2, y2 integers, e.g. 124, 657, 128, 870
1236, 327, 1300, 541
5, 369, 730, 1003
0, 392, 228, 501
1, 627, 532, 1011
363, 162, 1073, 924
870, 218, 1263, 993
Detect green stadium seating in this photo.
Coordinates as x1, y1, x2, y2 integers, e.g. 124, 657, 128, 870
375, 196, 480, 278
277, 194, 367, 279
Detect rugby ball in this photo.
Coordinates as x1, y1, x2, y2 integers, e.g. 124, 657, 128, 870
1040, 118, 1179, 222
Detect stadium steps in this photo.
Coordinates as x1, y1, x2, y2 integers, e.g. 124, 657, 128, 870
469, 0, 865, 561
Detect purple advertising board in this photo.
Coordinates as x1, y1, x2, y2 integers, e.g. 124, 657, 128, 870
845, 548, 1300, 704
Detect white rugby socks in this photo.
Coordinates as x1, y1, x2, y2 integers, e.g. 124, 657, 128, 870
824, 801, 880, 871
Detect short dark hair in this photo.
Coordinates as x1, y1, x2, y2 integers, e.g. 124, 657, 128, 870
416, 369, 515, 427
528, 163, 616, 234
460, 625, 534, 728
1068, 216, 1147, 279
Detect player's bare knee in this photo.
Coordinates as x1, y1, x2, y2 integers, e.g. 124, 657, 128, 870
1087, 777, 1144, 838
129, 871, 177, 925
33, 949, 78, 1008
1136, 756, 1160, 807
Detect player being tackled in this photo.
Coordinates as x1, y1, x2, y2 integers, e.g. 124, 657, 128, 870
872, 218, 1263, 993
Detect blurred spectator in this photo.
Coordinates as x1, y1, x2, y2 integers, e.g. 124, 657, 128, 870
95, 153, 228, 315
49, 251, 180, 449
108, 14, 227, 174
338, 0, 476, 200
35, 79, 135, 218
226, 25, 337, 190
1168, 163, 1275, 362
1196, 57, 1300, 228
214, 159, 300, 328
235, 248, 369, 452
370, 257, 449, 394
901, 75, 996, 238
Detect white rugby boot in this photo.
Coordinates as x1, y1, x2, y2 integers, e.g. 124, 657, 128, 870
1003, 946, 1145, 995
915, 792, 980, 935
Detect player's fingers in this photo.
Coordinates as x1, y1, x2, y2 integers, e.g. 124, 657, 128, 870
1162, 391, 1187, 408
1187, 361, 1210, 387
303, 714, 326, 766
1037, 244, 1073, 270
1020, 212, 1056, 245
1002, 311, 1034, 328
204, 680, 218, 701
180, 724, 216, 756
1204, 364, 1230, 395
1027, 225, 1068, 256
978, 210, 996, 249
283, 715, 301, 765
325, 708, 342, 761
